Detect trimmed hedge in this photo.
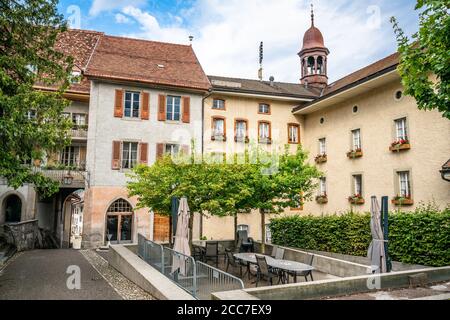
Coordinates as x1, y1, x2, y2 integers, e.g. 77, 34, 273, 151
269, 205, 450, 267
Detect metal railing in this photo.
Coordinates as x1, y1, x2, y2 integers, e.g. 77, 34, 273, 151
71, 128, 88, 139
195, 261, 244, 300
137, 234, 245, 300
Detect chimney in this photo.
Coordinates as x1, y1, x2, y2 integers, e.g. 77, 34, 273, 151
269, 76, 275, 86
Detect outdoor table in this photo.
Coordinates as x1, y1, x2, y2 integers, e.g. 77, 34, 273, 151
234, 252, 314, 283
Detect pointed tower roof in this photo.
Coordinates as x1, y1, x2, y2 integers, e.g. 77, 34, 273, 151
301, 4, 326, 51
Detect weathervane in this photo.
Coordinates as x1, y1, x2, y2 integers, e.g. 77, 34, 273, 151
311, 3, 315, 26
258, 41, 263, 81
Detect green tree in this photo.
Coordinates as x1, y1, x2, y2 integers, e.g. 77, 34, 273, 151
391, 0, 450, 119
0, 0, 73, 197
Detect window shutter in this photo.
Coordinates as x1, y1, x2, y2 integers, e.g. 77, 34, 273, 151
182, 96, 190, 123
158, 95, 166, 121
112, 141, 121, 170
156, 143, 164, 160
181, 145, 190, 156
141, 92, 150, 120
139, 142, 148, 164
114, 90, 124, 118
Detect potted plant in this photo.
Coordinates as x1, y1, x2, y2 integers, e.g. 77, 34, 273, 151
314, 154, 327, 164
390, 139, 410, 152
315, 193, 328, 204
346, 148, 363, 159
391, 195, 414, 206
348, 194, 365, 205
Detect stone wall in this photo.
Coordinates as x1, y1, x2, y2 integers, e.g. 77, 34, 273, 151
1, 220, 39, 251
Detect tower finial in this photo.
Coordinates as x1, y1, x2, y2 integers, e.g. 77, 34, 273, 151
311, 3, 314, 27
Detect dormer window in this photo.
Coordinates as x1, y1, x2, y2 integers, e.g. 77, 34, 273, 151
70, 70, 81, 84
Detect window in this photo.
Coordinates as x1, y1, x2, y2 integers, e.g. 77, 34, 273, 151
164, 144, 180, 157
352, 105, 359, 114
235, 119, 247, 141
320, 117, 325, 124
319, 138, 326, 155
72, 113, 87, 126
166, 95, 181, 121
352, 174, 363, 196
70, 70, 81, 84
395, 118, 408, 141
265, 224, 272, 243
121, 142, 138, 169
212, 99, 225, 110
237, 224, 249, 232
398, 171, 411, 197
395, 90, 403, 101
124, 91, 140, 118
288, 124, 300, 144
319, 177, 327, 196
259, 121, 271, 141
212, 118, 225, 138
106, 199, 133, 243
258, 103, 270, 114
62, 112, 70, 119
60, 146, 81, 167
352, 129, 361, 150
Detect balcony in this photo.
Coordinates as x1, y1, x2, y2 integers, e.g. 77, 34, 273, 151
71, 125, 88, 139
33, 166, 88, 188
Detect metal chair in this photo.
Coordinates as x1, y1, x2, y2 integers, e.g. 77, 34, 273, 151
202, 241, 219, 267
286, 254, 314, 283
255, 255, 281, 287
270, 246, 278, 258
225, 248, 243, 277
192, 246, 203, 261
275, 248, 285, 260
236, 230, 254, 252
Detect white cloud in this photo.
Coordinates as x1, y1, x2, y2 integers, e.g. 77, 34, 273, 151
116, 0, 418, 82
115, 13, 131, 24
89, 0, 146, 16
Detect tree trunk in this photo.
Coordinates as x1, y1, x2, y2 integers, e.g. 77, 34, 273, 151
260, 208, 266, 254
234, 213, 238, 243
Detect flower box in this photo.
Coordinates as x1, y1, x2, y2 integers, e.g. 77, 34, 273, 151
390, 140, 411, 152
315, 154, 327, 164
211, 135, 227, 142
258, 137, 272, 145
234, 136, 249, 143
316, 195, 328, 204
391, 196, 414, 206
346, 149, 363, 159
348, 195, 365, 205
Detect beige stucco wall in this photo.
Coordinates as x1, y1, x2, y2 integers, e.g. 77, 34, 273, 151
301, 79, 450, 214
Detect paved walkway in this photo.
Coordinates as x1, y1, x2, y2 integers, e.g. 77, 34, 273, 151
0, 249, 136, 300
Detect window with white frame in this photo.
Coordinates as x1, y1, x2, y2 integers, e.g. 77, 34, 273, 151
235, 120, 247, 140
72, 113, 87, 126
60, 146, 81, 167
213, 118, 225, 137
259, 122, 270, 140
319, 177, 327, 196
258, 103, 270, 114
398, 171, 411, 197
288, 124, 300, 144
319, 138, 326, 155
395, 118, 408, 141
121, 142, 138, 169
164, 144, 180, 157
166, 95, 181, 121
212, 99, 225, 110
352, 174, 363, 196
124, 91, 140, 118
237, 224, 249, 232
265, 224, 272, 243
352, 129, 361, 150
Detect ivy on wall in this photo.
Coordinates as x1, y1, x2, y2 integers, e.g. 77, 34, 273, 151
269, 205, 450, 267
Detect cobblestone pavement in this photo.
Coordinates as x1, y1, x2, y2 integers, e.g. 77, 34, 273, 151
80, 249, 154, 300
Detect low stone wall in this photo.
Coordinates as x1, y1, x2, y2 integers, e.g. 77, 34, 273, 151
0, 220, 38, 251
212, 266, 450, 300
108, 244, 195, 300
254, 242, 371, 278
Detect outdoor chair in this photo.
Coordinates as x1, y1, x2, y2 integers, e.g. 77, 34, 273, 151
225, 248, 244, 277
270, 246, 278, 258
236, 230, 254, 252
202, 241, 219, 267
285, 254, 314, 283
275, 248, 285, 260
255, 255, 281, 287
192, 246, 203, 261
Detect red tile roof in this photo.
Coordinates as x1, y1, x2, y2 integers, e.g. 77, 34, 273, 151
84, 35, 211, 91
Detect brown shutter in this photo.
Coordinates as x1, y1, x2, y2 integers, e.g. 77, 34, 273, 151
112, 141, 121, 169
114, 90, 124, 118
156, 143, 164, 160
139, 143, 148, 164
182, 96, 190, 123
158, 95, 166, 121
141, 92, 150, 120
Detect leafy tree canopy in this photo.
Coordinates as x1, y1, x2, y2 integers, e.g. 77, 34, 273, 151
0, 0, 73, 197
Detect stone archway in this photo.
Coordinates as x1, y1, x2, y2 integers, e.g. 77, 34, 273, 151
4, 194, 22, 223
105, 198, 133, 244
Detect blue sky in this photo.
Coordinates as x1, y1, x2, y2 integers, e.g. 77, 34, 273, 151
57, 0, 420, 83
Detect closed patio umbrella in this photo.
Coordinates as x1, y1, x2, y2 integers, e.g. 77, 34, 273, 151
171, 197, 191, 276
367, 196, 386, 273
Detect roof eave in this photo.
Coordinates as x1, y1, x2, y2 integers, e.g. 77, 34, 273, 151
211, 87, 316, 102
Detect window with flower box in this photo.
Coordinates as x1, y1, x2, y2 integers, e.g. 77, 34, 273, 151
234, 119, 249, 143
392, 171, 413, 206
212, 117, 226, 141
349, 174, 364, 205
258, 121, 272, 144
316, 177, 328, 204
315, 138, 327, 164
347, 129, 363, 158
390, 118, 410, 151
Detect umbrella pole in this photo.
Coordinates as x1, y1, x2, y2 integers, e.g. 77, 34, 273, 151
381, 196, 392, 273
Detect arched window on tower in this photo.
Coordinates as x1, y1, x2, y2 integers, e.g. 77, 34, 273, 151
307, 56, 315, 75
317, 56, 324, 74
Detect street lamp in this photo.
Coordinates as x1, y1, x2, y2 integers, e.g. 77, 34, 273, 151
62, 170, 74, 185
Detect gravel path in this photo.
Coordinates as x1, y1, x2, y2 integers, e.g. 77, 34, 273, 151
80, 249, 155, 300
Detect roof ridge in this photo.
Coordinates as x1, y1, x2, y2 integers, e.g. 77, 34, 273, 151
102, 34, 191, 48
208, 75, 306, 87
67, 28, 105, 35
